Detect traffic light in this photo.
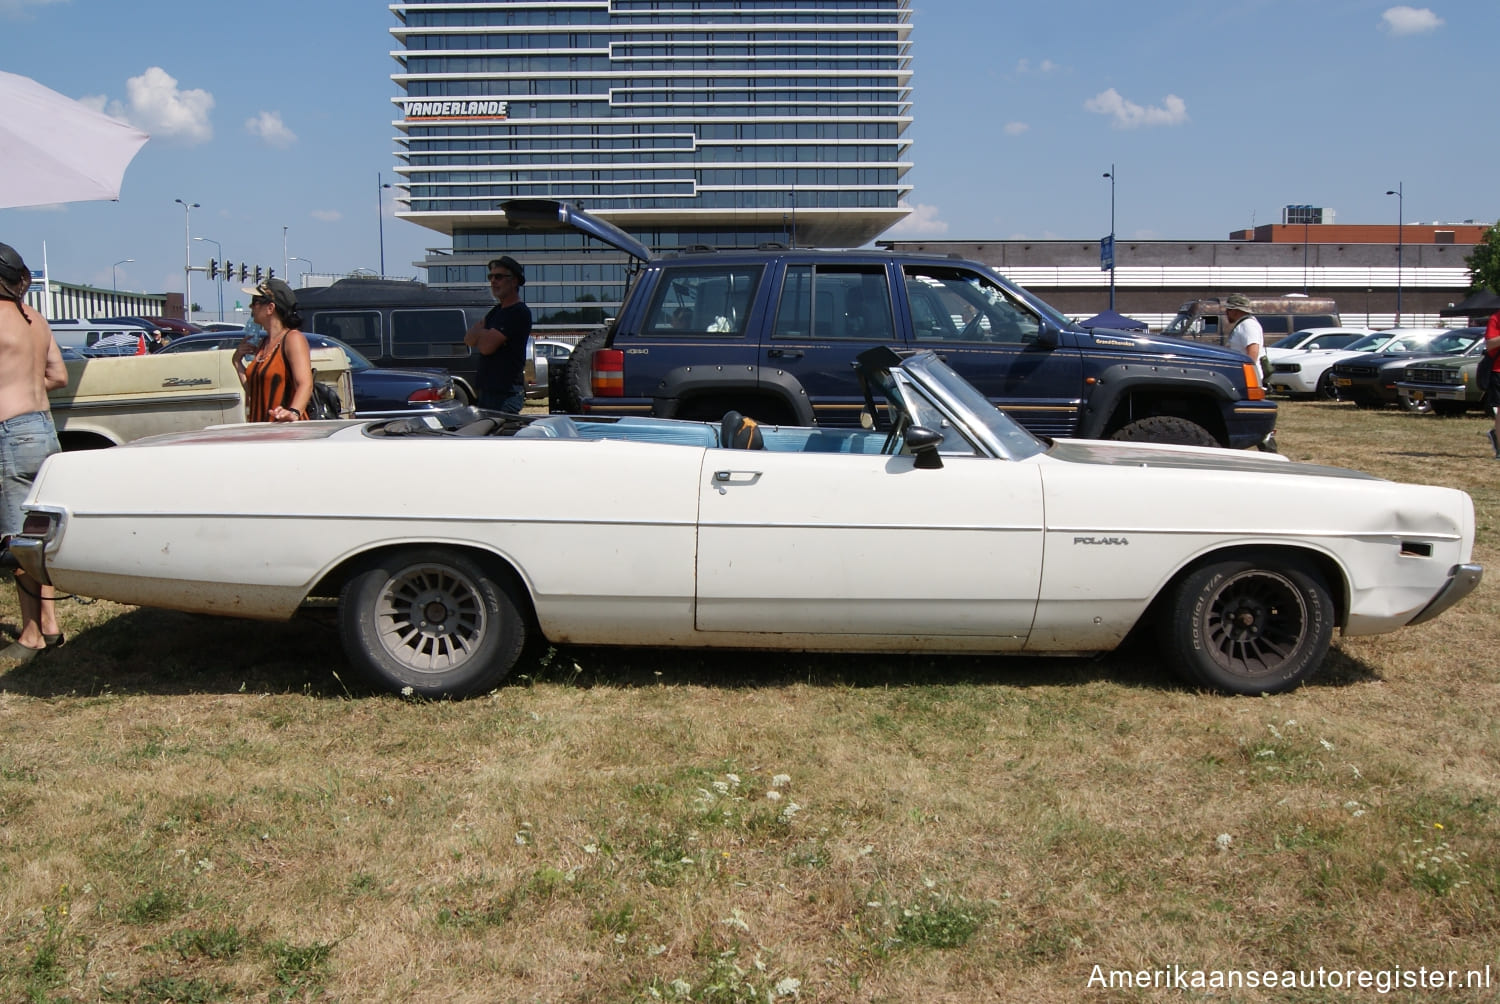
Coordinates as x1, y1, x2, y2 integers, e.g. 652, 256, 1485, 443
253, 265, 263, 283
239, 263, 249, 282
225, 262, 235, 283
207, 259, 218, 280
266, 267, 275, 281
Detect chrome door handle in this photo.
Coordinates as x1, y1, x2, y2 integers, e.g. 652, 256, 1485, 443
712, 470, 763, 493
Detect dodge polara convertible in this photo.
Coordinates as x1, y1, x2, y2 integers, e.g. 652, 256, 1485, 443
12, 349, 1481, 698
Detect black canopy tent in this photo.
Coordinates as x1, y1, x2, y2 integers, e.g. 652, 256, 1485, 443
1439, 289, 1500, 317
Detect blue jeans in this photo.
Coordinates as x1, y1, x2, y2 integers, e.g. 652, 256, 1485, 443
481, 385, 526, 414
0, 411, 60, 539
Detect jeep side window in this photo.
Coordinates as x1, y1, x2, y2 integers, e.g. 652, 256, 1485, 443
903, 266, 1039, 345
645, 266, 763, 336
772, 264, 893, 340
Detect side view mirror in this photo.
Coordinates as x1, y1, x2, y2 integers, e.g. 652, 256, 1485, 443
906, 426, 945, 469
1034, 323, 1059, 350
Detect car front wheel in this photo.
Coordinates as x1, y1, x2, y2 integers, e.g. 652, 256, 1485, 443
1158, 556, 1334, 695
340, 548, 528, 698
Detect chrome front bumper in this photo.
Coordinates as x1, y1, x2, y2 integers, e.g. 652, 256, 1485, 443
1407, 563, 1484, 626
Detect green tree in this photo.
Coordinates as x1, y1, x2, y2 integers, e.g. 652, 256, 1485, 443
1463, 219, 1500, 293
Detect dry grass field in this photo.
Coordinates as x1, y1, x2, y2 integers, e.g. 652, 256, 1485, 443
1, 400, 1497, 1003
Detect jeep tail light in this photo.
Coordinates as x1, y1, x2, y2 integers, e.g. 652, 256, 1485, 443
1244, 362, 1266, 401
407, 385, 456, 404
593, 348, 625, 397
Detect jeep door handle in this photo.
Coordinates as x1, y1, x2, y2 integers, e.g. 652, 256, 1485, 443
767, 348, 804, 360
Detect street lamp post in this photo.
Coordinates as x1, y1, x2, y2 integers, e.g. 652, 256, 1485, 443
175, 198, 199, 321
193, 236, 224, 322
290, 256, 315, 284
1102, 165, 1116, 310
1302, 211, 1310, 294
378, 173, 393, 278
111, 258, 134, 292
1385, 183, 1403, 325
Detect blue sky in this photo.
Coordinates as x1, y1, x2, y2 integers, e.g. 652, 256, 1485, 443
2, 0, 1496, 313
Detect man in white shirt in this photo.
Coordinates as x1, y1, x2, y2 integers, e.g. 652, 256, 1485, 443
1225, 293, 1264, 364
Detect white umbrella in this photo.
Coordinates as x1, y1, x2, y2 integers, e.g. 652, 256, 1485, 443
0, 70, 149, 210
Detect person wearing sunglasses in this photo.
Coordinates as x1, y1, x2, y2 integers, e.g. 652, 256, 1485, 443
235, 278, 313, 423
464, 255, 532, 413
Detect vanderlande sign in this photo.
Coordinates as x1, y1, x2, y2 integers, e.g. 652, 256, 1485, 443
403, 100, 509, 120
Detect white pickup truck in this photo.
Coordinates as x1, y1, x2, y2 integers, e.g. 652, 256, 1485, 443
48, 347, 353, 451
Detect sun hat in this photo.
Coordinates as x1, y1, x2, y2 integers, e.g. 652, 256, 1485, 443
1225, 293, 1254, 313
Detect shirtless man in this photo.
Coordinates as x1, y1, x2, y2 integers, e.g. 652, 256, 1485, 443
0, 242, 67, 662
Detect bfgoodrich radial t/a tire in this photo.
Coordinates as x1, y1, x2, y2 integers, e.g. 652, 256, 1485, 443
1158, 556, 1334, 695
1110, 415, 1220, 447
340, 548, 528, 698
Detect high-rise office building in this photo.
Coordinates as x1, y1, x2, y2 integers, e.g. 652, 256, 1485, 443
389, 0, 914, 327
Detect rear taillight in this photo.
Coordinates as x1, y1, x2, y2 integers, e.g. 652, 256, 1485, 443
407, 384, 456, 404
1244, 362, 1266, 401
593, 348, 625, 397
21, 511, 55, 537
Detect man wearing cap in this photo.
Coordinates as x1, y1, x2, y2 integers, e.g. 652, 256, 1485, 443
1225, 293, 1265, 367
465, 255, 532, 413
0, 243, 68, 662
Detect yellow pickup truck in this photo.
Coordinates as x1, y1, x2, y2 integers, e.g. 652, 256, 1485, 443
48, 347, 353, 451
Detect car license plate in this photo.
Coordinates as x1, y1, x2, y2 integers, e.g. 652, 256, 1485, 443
1410, 390, 1425, 403
1334, 377, 1352, 387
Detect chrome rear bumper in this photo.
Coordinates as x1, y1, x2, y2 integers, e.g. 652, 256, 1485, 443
1407, 563, 1483, 626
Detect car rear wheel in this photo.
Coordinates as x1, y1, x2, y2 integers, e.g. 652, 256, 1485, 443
1110, 415, 1219, 447
340, 548, 528, 698
1158, 556, 1334, 695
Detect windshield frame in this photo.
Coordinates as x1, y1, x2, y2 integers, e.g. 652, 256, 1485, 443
885, 351, 1049, 461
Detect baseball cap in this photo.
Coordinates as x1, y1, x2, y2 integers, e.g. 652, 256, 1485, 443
242, 277, 297, 312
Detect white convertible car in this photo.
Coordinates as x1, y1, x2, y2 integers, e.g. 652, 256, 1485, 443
12, 349, 1481, 698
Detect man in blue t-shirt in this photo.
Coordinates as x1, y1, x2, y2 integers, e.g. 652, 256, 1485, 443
464, 255, 532, 412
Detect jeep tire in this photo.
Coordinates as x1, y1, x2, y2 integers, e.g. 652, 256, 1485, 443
1110, 415, 1219, 448
554, 328, 608, 414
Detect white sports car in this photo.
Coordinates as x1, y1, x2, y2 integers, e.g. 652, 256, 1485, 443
13, 349, 1481, 698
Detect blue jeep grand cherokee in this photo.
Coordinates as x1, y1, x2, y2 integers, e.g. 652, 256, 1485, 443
509, 200, 1277, 449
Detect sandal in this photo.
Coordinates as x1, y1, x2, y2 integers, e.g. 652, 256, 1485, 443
0, 640, 45, 663
44, 633, 65, 648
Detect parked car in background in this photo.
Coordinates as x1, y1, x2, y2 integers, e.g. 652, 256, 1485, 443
1263, 327, 1371, 365
529, 338, 574, 399
1270, 329, 1424, 398
140, 316, 204, 338
1327, 328, 1480, 408
14, 348, 1480, 700
1395, 337, 1495, 415
158, 331, 460, 419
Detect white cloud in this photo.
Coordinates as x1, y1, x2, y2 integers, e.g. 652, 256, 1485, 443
1084, 88, 1188, 129
110, 67, 213, 144
1004, 121, 1030, 136
1379, 6, 1444, 35
885, 202, 949, 238
246, 110, 296, 148
311, 209, 342, 223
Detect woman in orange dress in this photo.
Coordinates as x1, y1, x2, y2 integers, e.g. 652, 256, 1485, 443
235, 278, 313, 422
